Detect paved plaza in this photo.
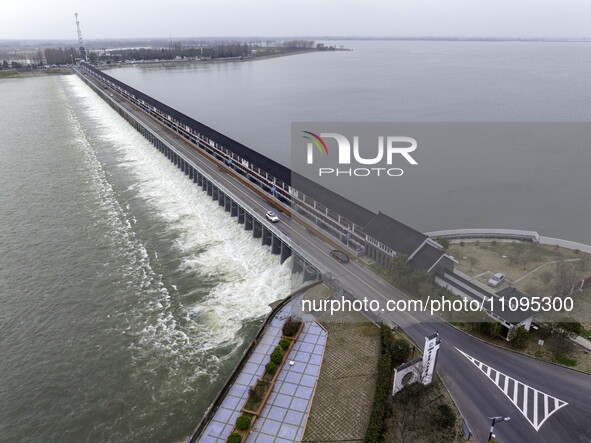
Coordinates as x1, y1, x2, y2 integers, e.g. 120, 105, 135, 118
198, 301, 326, 443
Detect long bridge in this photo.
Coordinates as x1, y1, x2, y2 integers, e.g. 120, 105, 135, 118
75, 63, 591, 443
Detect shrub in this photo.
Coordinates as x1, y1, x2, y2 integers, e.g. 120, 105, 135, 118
390, 338, 411, 367
270, 348, 283, 365
278, 338, 290, 350
488, 322, 502, 338
235, 414, 252, 431
437, 237, 450, 250
556, 354, 577, 367
433, 404, 456, 429
282, 318, 300, 337
227, 432, 242, 443
363, 354, 392, 443
509, 326, 529, 349
395, 381, 429, 406
248, 385, 261, 403
265, 361, 277, 374
478, 322, 491, 334
364, 326, 398, 442
245, 380, 270, 411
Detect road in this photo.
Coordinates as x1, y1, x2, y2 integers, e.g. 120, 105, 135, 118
81, 70, 591, 443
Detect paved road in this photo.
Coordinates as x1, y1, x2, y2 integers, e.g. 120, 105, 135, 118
82, 71, 591, 443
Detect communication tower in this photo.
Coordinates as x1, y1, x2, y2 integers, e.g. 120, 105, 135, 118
74, 12, 87, 62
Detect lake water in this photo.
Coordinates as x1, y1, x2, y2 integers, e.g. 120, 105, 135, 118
0, 75, 291, 442
110, 40, 591, 244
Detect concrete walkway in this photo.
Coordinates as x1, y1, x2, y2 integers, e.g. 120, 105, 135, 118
198, 300, 326, 443
573, 335, 591, 352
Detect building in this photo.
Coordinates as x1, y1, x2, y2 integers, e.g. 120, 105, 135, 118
436, 272, 535, 339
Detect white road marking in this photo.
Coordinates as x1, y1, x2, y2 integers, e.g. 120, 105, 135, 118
456, 348, 568, 431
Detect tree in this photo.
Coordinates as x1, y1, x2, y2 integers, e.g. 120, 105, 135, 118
555, 321, 582, 340
538, 321, 580, 358
540, 270, 553, 286
489, 322, 502, 338
390, 338, 411, 366
437, 237, 450, 250
395, 382, 430, 428
433, 404, 456, 429
509, 326, 529, 349
553, 262, 579, 296
388, 253, 411, 283
1, 60, 8, 70
538, 322, 555, 339
509, 243, 526, 266
519, 250, 533, 270
417, 281, 434, 301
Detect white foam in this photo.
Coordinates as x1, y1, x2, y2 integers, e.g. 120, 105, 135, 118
60, 75, 294, 380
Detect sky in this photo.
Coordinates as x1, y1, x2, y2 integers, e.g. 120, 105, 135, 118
1, 0, 590, 40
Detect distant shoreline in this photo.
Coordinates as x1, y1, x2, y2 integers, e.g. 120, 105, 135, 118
0, 48, 336, 80
96, 48, 338, 71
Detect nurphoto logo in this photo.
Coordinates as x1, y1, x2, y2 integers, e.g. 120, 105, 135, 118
302, 131, 418, 177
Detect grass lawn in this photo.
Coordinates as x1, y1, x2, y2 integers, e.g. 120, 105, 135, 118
448, 240, 591, 296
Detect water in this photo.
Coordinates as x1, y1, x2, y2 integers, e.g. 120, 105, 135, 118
2, 40, 591, 443
109, 40, 591, 243
0, 75, 291, 442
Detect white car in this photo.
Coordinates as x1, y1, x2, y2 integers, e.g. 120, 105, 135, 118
488, 272, 505, 287
265, 211, 279, 223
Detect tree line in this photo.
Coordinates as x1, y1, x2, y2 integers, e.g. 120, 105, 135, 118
106, 40, 317, 62
0, 47, 78, 68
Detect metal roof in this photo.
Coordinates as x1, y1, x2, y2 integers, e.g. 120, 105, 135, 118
364, 212, 427, 256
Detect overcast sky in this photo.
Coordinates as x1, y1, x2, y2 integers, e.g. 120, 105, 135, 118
1, 0, 590, 40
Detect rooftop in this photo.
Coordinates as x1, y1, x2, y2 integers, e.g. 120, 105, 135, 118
364, 212, 427, 256
409, 243, 445, 272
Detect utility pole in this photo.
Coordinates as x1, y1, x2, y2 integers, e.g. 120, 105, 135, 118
74, 12, 87, 62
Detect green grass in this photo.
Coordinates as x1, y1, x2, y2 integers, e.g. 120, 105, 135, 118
478, 240, 567, 261
0, 70, 19, 77
555, 355, 577, 367
581, 328, 591, 340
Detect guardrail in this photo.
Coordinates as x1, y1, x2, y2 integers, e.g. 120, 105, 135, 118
426, 229, 540, 242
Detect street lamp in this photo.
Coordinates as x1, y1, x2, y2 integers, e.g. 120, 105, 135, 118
487, 416, 510, 441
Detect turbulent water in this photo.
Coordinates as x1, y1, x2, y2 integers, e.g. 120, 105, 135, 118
0, 75, 292, 442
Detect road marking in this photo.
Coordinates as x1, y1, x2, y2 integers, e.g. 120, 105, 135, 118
456, 348, 568, 431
